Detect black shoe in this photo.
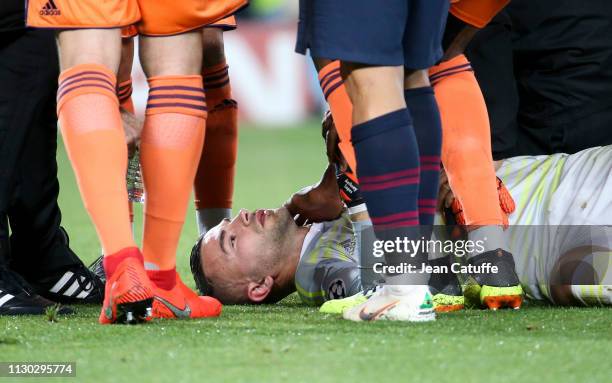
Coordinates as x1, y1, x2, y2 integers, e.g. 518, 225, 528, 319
465, 249, 524, 310
0, 265, 73, 316
28, 263, 104, 304
12, 227, 104, 304
89, 255, 106, 284
428, 255, 464, 312
467, 249, 521, 287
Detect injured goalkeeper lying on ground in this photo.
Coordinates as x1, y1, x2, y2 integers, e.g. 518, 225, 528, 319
189, 145, 612, 307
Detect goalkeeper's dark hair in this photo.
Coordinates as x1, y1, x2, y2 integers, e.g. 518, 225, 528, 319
189, 234, 213, 297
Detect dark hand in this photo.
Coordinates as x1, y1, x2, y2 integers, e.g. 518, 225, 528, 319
284, 164, 344, 226
121, 107, 143, 158
321, 111, 348, 172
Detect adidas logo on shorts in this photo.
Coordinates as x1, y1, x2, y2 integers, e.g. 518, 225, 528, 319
40, 0, 61, 16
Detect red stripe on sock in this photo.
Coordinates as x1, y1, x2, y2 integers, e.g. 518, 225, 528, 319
371, 210, 418, 224
360, 176, 419, 191
375, 220, 420, 228
419, 199, 437, 206
359, 168, 419, 184
420, 164, 441, 171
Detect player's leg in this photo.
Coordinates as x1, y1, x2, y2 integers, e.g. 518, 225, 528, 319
340, 63, 436, 321
433, 3, 522, 310
315, 59, 357, 174
548, 228, 612, 306
24, 0, 153, 323
313, 58, 365, 219
138, 30, 205, 287
194, 25, 239, 235
0, 28, 78, 315
6, 28, 103, 304
345, 0, 451, 321
401, 67, 467, 312
403, 69, 441, 227
299, 0, 450, 321
117, 35, 136, 114
57, 29, 156, 323
138, 31, 221, 319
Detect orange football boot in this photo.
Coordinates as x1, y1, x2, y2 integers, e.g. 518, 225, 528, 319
99, 250, 154, 325
152, 274, 222, 319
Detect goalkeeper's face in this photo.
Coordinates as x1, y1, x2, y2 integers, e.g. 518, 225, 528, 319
197, 207, 297, 303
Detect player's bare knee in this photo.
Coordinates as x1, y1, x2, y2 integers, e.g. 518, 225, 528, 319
404, 69, 430, 89
341, 63, 405, 122
202, 28, 227, 68
57, 29, 122, 72
139, 30, 204, 77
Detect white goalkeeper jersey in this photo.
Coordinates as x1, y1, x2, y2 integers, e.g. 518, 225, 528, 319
294, 213, 362, 306
498, 145, 612, 301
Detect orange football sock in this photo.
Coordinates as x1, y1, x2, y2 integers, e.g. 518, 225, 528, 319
194, 62, 238, 210
58, 64, 136, 256
141, 75, 206, 286
117, 78, 135, 114
318, 61, 357, 174
429, 54, 503, 226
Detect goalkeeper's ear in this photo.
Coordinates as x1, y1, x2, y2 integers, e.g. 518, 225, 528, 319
247, 276, 274, 303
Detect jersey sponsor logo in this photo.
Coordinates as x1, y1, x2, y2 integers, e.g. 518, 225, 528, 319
328, 279, 347, 300
40, 0, 61, 16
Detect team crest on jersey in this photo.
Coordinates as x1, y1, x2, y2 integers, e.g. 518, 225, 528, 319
40, 0, 61, 16
339, 238, 356, 255
328, 279, 347, 300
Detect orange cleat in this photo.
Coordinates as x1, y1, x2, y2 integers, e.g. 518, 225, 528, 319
152, 274, 222, 319
482, 293, 523, 311
434, 303, 465, 313
99, 255, 154, 325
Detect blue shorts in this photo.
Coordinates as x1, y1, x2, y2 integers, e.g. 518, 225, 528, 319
296, 0, 449, 69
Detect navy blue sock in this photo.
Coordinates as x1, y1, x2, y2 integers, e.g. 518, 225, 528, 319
352, 109, 424, 272
405, 87, 442, 227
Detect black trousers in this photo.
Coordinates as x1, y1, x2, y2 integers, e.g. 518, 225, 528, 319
0, 28, 77, 277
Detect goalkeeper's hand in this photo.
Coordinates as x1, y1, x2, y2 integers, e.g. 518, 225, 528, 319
321, 110, 348, 172
120, 106, 143, 158
438, 169, 516, 228
284, 164, 344, 226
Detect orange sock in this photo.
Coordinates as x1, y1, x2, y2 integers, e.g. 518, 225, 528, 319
429, 54, 503, 226
194, 62, 238, 210
117, 78, 135, 113
140, 75, 206, 285
318, 61, 357, 174
58, 64, 136, 256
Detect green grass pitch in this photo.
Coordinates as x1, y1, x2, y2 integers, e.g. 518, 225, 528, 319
0, 122, 610, 383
